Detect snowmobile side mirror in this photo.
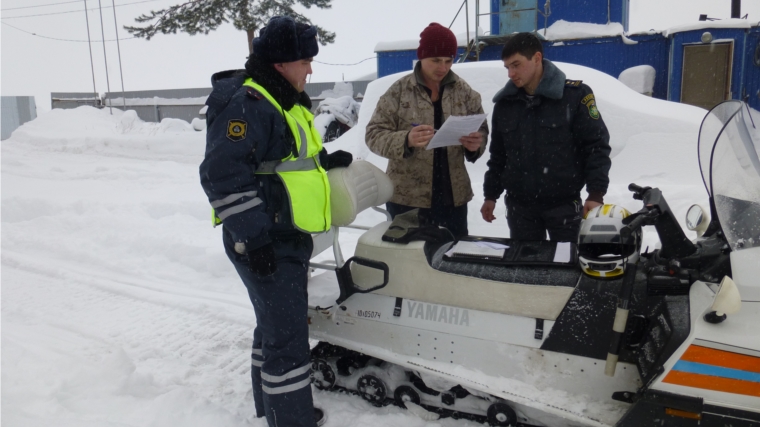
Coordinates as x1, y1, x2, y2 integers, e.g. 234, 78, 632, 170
334, 256, 389, 305
685, 204, 709, 237
705, 276, 742, 324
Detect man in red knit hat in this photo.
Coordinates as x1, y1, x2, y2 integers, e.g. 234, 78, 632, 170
366, 23, 489, 238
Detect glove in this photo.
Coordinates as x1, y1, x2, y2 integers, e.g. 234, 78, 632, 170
324, 150, 353, 170
247, 243, 277, 276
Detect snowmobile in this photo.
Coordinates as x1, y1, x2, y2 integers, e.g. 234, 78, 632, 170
306, 100, 760, 427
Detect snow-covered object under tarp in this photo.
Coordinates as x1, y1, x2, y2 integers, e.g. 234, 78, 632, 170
316, 82, 355, 100
316, 96, 361, 128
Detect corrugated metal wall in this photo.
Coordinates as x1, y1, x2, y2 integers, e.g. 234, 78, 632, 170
546, 35, 668, 99
2, 96, 37, 140
377, 50, 419, 78
377, 48, 468, 78
745, 28, 760, 110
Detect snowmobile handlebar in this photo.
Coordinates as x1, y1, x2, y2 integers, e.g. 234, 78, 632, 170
620, 209, 658, 240
624, 183, 697, 259
628, 183, 652, 200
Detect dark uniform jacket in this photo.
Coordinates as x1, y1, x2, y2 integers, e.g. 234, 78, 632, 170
199, 62, 313, 252
483, 59, 611, 207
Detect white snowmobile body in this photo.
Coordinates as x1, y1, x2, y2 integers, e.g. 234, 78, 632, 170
307, 101, 760, 426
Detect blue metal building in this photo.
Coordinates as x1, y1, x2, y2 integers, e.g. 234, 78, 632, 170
376, 1, 760, 110
489, 0, 630, 35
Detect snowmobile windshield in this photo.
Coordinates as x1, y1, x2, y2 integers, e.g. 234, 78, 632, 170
698, 100, 760, 251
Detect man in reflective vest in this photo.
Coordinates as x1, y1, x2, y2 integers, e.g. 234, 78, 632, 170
199, 15, 352, 427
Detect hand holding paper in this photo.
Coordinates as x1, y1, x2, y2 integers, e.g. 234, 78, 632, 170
459, 132, 483, 152
426, 114, 487, 150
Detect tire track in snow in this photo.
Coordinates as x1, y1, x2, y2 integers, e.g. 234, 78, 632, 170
2, 256, 259, 422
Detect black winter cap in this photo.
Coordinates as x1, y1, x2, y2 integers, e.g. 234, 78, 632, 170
252, 16, 319, 64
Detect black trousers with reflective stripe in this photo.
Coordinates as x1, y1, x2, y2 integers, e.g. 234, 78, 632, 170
224, 230, 316, 427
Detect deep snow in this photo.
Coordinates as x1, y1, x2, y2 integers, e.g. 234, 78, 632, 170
2, 60, 710, 427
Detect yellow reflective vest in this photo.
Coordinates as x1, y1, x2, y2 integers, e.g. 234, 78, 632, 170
212, 79, 331, 233
243, 78, 331, 233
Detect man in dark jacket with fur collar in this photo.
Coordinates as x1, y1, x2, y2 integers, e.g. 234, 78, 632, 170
481, 32, 611, 242
200, 16, 349, 427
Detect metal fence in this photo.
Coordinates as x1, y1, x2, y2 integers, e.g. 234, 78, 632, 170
51, 92, 102, 110
51, 80, 373, 124
103, 87, 211, 123
304, 80, 373, 102
2, 96, 37, 140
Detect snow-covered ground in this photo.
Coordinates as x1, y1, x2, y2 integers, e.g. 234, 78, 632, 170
2, 61, 710, 426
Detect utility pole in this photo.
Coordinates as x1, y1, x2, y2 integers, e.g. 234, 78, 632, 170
97, 0, 113, 114
111, 0, 127, 110
731, 0, 741, 19
83, 0, 98, 107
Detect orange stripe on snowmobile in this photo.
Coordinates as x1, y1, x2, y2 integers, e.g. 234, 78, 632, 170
681, 345, 760, 374
662, 371, 760, 397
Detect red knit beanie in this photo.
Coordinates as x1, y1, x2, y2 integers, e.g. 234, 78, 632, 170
417, 23, 458, 60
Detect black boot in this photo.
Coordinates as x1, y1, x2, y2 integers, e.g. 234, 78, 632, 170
314, 407, 327, 426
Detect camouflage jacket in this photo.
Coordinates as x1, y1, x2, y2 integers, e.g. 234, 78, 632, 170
365, 63, 489, 208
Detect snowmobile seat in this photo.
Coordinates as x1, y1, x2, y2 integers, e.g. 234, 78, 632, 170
327, 160, 393, 227
312, 160, 394, 258
351, 222, 580, 320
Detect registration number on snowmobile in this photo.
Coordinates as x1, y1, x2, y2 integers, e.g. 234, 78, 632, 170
357, 310, 382, 319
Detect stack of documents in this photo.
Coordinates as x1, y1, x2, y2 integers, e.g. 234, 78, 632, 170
445, 241, 509, 259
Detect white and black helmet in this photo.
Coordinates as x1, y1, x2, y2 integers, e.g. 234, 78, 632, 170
578, 204, 642, 278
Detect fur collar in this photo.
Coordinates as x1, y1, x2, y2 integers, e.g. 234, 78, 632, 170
493, 59, 566, 103
244, 54, 312, 111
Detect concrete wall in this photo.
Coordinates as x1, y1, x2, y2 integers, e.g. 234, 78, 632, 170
2, 96, 37, 140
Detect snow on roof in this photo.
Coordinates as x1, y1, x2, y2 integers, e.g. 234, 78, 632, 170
541, 20, 625, 41
663, 18, 759, 37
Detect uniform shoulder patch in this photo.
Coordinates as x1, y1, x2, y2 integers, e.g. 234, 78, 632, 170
580, 93, 600, 120
245, 88, 264, 100
565, 79, 583, 87
227, 120, 248, 141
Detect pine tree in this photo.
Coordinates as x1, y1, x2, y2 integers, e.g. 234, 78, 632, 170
124, 0, 336, 53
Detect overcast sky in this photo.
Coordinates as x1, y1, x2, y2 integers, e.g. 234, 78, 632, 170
2, 0, 758, 111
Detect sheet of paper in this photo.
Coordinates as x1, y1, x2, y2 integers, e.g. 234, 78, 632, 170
553, 242, 572, 263
426, 114, 487, 150
445, 241, 508, 258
